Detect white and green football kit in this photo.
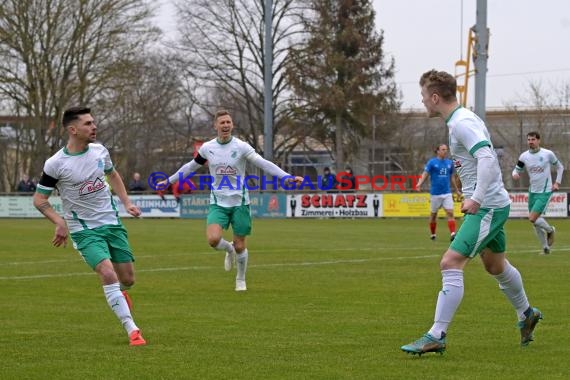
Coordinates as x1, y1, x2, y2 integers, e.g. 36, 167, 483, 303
36, 144, 133, 269
200, 136, 256, 236
169, 136, 293, 291
513, 148, 563, 213
170, 136, 292, 236
198, 136, 257, 208
446, 107, 511, 257
418, 106, 535, 346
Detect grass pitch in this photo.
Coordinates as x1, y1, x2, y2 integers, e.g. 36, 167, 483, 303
1, 218, 569, 379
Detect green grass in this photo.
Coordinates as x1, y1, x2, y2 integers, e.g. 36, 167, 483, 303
1, 218, 569, 379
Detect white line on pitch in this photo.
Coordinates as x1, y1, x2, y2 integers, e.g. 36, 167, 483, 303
0, 246, 429, 266
0, 254, 440, 280
2, 245, 568, 267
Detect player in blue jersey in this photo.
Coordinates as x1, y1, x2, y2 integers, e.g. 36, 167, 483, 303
416, 144, 460, 241
401, 70, 541, 356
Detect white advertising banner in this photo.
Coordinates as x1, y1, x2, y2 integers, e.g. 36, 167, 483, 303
0, 195, 179, 218
115, 195, 180, 218
2, 192, 568, 219
508, 192, 567, 218
0, 196, 63, 218
286, 193, 382, 218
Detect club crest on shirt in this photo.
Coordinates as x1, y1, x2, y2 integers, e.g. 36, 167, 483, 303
231, 151, 237, 158
215, 165, 237, 175
79, 177, 106, 196
97, 159, 104, 169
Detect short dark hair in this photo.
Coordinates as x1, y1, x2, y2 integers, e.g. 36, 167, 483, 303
527, 131, 541, 140
420, 70, 457, 102
62, 106, 91, 127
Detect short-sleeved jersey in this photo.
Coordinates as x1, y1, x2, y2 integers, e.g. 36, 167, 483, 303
424, 157, 454, 195
198, 136, 256, 207
514, 148, 560, 193
447, 107, 510, 209
36, 143, 119, 233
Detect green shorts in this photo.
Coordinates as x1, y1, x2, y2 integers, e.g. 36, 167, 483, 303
450, 205, 510, 257
207, 204, 252, 236
528, 192, 551, 214
70, 224, 134, 270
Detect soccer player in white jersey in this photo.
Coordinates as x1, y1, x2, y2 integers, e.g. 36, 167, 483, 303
512, 131, 564, 254
165, 110, 303, 291
33, 107, 146, 346
401, 70, 542, 356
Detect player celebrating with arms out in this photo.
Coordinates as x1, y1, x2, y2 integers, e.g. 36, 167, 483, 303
164, 110, 303, 291
33, 107, 146, 346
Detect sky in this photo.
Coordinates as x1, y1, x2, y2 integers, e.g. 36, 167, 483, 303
154, 0, 570, 110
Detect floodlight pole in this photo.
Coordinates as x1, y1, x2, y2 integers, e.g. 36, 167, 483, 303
263, 0, 273, 160
473, 0, 488, 121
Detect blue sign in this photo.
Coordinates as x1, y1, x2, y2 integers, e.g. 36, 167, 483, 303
180, 193, 286, 219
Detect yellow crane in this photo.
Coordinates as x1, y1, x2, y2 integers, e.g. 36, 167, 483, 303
454, 27, 477, 107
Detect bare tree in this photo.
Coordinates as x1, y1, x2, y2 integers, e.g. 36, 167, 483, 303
174, 0, 306, 157
94, 52, 189, 178
500, 80, 570, 188
0, 0, 158, 188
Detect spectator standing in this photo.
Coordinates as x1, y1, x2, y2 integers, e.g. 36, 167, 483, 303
320, 167, 338, 191
17, 174, 36, 193
128, 172, 146, 192
339, 166, 356, 191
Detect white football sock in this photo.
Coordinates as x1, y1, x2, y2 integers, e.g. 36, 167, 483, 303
103, 282, 138, 335
534, 217, 553, 233
429, 269, 464, 339
494, 261, 530, 321
533, 224, 548, 248
215, 238, 233, 252
236, 249, 248, 281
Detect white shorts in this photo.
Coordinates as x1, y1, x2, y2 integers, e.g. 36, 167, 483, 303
430, 193, 454, 213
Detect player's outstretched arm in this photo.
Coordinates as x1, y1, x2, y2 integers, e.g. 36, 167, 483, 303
283, 176, 305, 185
247, 154, 288, 177
247, 153, 303, 186
168, 157, 205, 184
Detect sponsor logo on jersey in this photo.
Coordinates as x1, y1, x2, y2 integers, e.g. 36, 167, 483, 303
528, 166, 545, 174
79, 177, 106, 196
215, 166, 237, 175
